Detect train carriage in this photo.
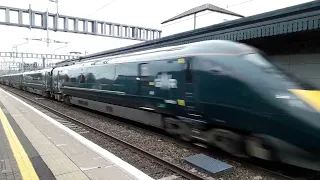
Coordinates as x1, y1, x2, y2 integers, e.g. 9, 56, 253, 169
1, 40, 320, 171
0, 75, 3, 84
9, 73, 23, 89
22, 68, 52, 97
55, 40, 320, 171
2, 75, 10, 86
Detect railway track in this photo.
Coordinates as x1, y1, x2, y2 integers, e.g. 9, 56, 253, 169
2, 85, 319, 180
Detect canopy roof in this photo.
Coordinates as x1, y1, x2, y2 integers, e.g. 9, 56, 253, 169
161, 3, 244, 24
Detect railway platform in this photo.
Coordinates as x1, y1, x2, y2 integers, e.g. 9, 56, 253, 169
0, 88, 154, 180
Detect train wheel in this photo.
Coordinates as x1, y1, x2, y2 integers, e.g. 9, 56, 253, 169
211, 129, 247, 157
164, 117, 192, 142
63, 96, 72, 106
179, 134, 193, 142
245, 135, 278, 161
42, 91, 50, 98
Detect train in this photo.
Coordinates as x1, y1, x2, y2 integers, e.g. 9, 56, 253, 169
1, 40, 320, 171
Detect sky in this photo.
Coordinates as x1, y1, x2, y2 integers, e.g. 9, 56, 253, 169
0, 0, 315, 64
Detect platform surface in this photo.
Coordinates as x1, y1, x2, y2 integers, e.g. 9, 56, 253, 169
0, 88, 154, 180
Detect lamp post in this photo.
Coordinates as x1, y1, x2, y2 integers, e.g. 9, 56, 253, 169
12, 40, 29, 70
13, 38, 43, 72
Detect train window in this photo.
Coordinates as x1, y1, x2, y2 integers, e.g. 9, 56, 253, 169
32, 76, 40, 80
65, 75, 69, 82
185, 60, 192, 83
116, 63, 138, 77
140, 63, 150, 76
79, 74, 85, 83
70, 78, 77, 83
194, 58, 226, 74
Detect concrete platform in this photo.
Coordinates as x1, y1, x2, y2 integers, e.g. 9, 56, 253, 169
0, 88, 154, 180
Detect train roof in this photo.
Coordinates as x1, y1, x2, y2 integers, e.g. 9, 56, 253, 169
23, 68, 52, 74
0, 68, 53, 77
55, 40, 256, 69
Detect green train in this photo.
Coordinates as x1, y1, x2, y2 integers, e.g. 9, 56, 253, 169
1, 40, 320, 171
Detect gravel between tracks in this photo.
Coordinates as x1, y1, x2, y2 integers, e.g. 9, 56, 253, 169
4, 86, 288, 180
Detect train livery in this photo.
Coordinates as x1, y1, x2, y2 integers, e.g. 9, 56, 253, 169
1, 40, 320, 171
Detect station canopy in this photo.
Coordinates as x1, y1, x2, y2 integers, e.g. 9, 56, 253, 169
161, 3, 244, 24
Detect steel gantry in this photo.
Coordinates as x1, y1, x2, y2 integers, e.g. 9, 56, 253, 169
0, 51, 74, 75
0, 5, 162, 41
0, 52, 78, 60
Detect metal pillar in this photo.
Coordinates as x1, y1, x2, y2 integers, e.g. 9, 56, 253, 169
42, 57, 46, 69
49, 0, 59, 32
46, 8, 50, 47
194, 13, 197, 30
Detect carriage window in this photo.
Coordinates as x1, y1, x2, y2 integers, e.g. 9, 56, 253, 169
194, 59, 226, 74
116, 63, 138, 77
185, 60, 192, 83
32, 73, 41, 80
65, 75, 69, 82
70, 78, 77, 83
79, 75, 85, 83
140, 63, 150, 76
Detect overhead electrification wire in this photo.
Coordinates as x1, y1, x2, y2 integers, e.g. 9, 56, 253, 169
85, 0, 118, 18
159, 0, 257, 28
226, 0, 255, 8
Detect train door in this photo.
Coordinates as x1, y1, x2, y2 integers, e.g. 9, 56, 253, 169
57, 71, 61, 92
138, 61, 174, 110
44, 71, 47, 90
138, 63, 154, 107
78, 65, 87, 89
53, 70, 62, 93
183, 57, 203, 122
19, 74, 22, 88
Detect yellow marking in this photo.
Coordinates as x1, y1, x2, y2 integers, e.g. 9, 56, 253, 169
178, 58, 185, 63
289, 89, 320, 111
177, 99, 185, 106
149, 82, 154, 86
0, 108, 39, 180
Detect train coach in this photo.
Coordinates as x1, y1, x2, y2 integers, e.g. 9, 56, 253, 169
0, 74, 10, 86
22, 69, 52, 97
9, 73, 23, 89
1, 40, 320, 171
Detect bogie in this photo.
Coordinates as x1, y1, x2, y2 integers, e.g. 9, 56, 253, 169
245, 135, 276, 161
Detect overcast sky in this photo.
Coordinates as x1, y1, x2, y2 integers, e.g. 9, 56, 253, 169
0, 0, 314, 64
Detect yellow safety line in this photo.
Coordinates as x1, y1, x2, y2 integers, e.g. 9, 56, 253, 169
0, 108, 39, 180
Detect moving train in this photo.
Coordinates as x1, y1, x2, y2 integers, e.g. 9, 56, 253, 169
1, 40, 320, 171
